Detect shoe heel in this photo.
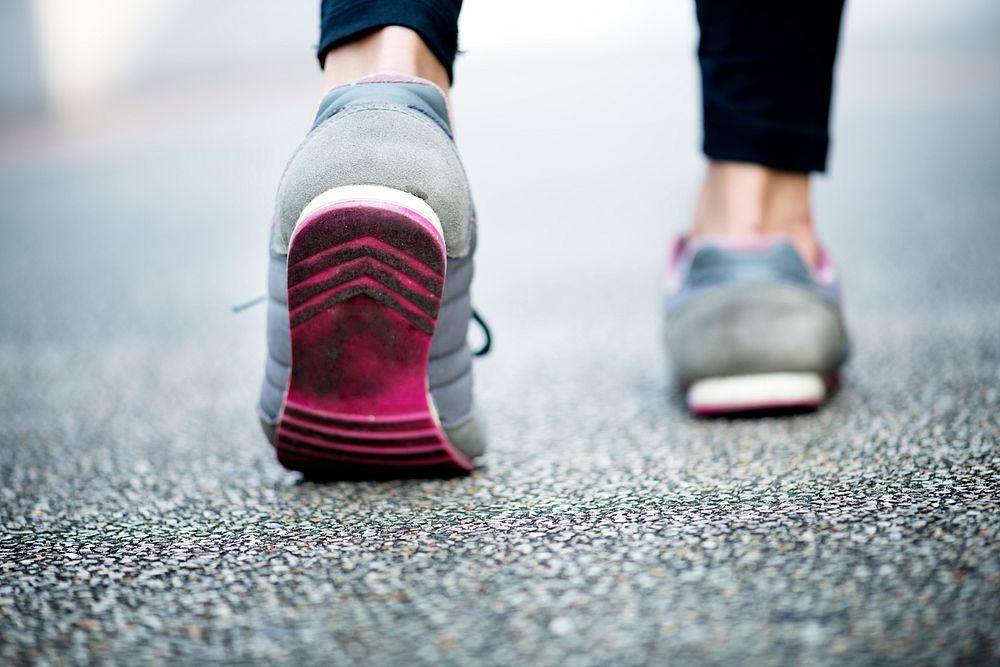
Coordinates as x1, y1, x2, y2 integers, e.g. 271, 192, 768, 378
275, 185, 474, 478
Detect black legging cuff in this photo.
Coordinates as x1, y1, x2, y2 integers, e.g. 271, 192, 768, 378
702, 115, 831, 173
696, 0, 845, 174
318, 0, 463, 82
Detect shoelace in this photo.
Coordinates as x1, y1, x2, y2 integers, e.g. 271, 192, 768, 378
231, 294, 492, 356
470, 309, 492, 357
230, 294, 267, 313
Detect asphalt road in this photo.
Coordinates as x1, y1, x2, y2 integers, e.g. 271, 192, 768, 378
1, 17, 999, 667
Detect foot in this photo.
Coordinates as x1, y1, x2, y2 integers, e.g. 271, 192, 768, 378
257, 75, 486, 477
663, 236, 848, 416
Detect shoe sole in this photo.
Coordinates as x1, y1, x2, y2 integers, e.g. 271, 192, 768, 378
687, 371, 834, 416
274, 185, 474, 478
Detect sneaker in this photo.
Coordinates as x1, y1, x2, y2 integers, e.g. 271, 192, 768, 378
257, 75, 487, 477
663, 236, 849, 415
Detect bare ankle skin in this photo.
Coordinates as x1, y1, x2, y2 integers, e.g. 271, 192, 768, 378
321, 26, 450, 95
690, 161, 819, 267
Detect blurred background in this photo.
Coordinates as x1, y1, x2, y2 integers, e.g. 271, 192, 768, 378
4, 1, 1000, 118
2, 0, 998, 336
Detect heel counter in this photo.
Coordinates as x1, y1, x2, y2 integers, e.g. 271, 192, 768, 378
666, 283, 846, 383
272, 104, 472, 258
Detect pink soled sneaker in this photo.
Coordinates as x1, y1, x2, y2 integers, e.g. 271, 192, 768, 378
257, 77, 487, 478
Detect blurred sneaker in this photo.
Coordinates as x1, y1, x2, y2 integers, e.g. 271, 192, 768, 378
663, 236, 848, 415
257, 75, 487, 477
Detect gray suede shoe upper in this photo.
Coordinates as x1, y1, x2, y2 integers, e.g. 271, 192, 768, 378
271, 80, 473, 259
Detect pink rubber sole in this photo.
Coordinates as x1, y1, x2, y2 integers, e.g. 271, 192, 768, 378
274, 199, 473, 478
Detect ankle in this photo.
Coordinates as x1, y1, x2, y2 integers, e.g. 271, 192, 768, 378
322, 26, 450, 95
690, 161, 819, 267
691, 162, 768, 240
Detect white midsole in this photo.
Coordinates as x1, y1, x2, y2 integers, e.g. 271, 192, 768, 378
294, 184, 445, 241
687, 372, 825, 408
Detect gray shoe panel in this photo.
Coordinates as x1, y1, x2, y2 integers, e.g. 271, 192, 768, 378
432, 256, 474, 356
666, 282, 847, 384
441, 404, 487, 460
258, 245, 291, 426
272, 87, 472, 258
312, 82, 452, 138
667, 241, 840, 313
688, 242, 812, 286
428, 228, 476, 423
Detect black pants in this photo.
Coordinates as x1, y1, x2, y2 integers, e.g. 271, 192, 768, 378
318, 1, 845, 173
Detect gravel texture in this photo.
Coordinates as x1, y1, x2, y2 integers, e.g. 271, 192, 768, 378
1, 15, 999, 667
